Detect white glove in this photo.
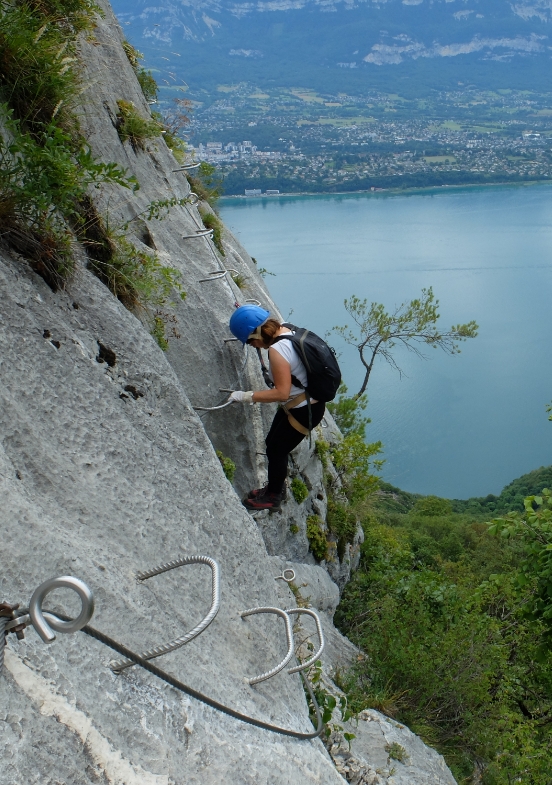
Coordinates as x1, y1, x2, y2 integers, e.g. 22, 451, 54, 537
228, 390, 254, 404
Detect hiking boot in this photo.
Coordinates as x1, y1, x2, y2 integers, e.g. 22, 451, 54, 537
246, 485, 268, 500
245, 485, 287, 501
243, 489, 283, 512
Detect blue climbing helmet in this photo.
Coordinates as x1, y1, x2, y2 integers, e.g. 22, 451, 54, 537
229, 305, 270, 344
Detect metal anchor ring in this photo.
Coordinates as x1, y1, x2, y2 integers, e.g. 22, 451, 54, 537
286, 608, 325, 674
28, 576, 95, 644
275, 569, 295, 584
110, 555, 220, 673
240, 607, 294, 685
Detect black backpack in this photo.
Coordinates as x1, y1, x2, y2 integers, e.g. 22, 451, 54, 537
272, 323, 342, 403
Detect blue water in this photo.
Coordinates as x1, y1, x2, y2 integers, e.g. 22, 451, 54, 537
219, 185, 552, 499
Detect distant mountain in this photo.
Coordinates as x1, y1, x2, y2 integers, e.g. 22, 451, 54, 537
111, 0, 552, 95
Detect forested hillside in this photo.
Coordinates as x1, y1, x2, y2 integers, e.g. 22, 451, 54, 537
335, 466, 552, 784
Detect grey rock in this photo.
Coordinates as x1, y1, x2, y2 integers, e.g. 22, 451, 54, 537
328, 710, 457, 785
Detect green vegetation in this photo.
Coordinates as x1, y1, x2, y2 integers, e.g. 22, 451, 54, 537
327, 498, 357, 561
335, 479, 552, 784
200, 209, 225, 256
0, 107, 132, 289
333, 287, 478, 398
186, 162, 223, 208
306, 515, 328, 561
86, 227, 185, 311
216, 450, 236, 483
122, 40, 158, 103
386, 742, 408, 763
0, 0, 99, 133
116, 100, 162, 152
291, 477, 309, 504
453, 465, 552, 515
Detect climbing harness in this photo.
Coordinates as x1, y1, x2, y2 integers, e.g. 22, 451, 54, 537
110, 556, 220, 673
1, 565, 324, 740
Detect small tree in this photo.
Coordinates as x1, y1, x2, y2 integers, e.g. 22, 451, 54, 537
333, 287, 478, 399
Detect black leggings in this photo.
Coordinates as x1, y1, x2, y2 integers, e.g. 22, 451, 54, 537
265, 401, 326, 494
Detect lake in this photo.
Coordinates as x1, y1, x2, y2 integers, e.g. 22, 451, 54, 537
219, 185, 552, 499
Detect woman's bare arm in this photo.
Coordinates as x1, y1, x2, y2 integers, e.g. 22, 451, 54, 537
252, 349, 292, 403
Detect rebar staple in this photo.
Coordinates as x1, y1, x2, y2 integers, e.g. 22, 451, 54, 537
110, 555, 220, 673
240, 607, 294, 685
286, 608, 325, 674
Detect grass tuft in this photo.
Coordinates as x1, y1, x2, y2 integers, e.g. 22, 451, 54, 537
116, 100, 162, 152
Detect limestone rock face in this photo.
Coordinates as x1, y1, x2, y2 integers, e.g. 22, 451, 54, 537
0, 246, 345, 785
0, 3, 456, 784
328, 710, 457, 785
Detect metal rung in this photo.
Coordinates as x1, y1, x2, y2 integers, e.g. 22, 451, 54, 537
286, 608, 325, 674
172, 163, 201, 171
198, 270, 227, 282
243, 299, 261, 306
183, 228, 214, 239
110, 555, 220, 673
240, 607, 294, 686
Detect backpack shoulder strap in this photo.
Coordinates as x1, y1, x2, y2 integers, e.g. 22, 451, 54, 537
270, 326, 306, 390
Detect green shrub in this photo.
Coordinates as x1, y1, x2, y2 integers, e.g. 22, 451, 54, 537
413, 496, 453, 517
327, 498, 357, 560
290, 523, 299, 534
291, 477, 309, 504
87, 230, 184, 310
330, 431, 383, 504
122, 41, 158, 103
216, 450, 236, 483
307, 515, 328, 561
116, 100, 162, 151
200, 210, 225, 256
0, 108, 132, 288
327, 383, 370, 438
0, 0, 98, 132
186, 162, 222, 207
314, 438, 330, 469
386, 742, 408, 763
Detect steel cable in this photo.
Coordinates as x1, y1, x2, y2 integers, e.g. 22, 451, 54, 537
72, 619, 324, 739
0, 617, 6, 675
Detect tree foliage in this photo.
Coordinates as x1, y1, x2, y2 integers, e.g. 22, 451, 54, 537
333, 287, 478, 398
336, 489, 552, 784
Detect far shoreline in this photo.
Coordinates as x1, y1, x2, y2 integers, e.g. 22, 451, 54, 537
219, 178, 552, 203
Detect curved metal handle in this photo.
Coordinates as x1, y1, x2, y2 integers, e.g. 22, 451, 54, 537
243, 299, 262, 307
29, 576, 95, 644
111, 555, 220, 673
286, 608, 325, 674
172, 163, 201, 172
183, 228, 214, 239
186, 192, 200, 205
240, 607, 294, 685
198, 270, 227, 282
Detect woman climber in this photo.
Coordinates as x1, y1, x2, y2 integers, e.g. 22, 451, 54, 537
227, 304, 338, 512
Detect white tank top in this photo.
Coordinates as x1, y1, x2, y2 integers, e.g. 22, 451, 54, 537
267, 330, 310, 408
